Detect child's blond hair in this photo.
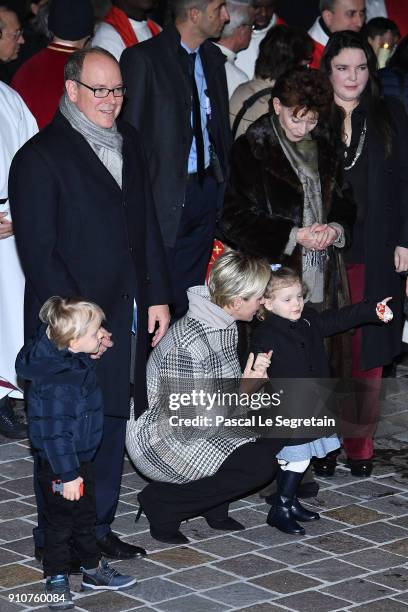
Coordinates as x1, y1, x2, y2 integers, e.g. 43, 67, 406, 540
39, 296, 105, 350
257, 267, 307, 321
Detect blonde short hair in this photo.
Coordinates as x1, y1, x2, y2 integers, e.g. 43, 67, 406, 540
208, 250, 271, 308
39, 296, 105, 350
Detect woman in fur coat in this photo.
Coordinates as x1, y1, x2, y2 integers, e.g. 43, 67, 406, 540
223, 67, 356, 314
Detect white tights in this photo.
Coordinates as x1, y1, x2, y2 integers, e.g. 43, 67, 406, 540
278, 459, 310, 473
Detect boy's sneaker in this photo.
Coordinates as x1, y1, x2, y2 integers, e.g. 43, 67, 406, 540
45, 574, 74, 610
81, 559, 137, 591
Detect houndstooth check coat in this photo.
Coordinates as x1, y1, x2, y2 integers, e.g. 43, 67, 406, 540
126, 286, 256, 483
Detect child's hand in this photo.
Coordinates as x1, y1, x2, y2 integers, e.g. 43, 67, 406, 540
376, 297, 393, 323
63, 476, 83, 501
243, 351, 272, 379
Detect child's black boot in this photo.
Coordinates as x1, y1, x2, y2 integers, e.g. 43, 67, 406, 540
266, 469, 306, 535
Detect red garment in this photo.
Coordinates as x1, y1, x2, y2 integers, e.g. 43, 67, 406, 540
205, 239, 225, 283
11, 43, 77, 129
104, 6, 161, 47
342, 264, 383, 461
310, 39, 325, 69
386, 0, 408, 37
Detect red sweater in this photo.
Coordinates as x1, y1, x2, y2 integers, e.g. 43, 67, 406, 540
12, 43, 78, 130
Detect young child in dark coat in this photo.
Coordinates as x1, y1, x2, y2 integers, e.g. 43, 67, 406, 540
16, 297, 136, 610
250, 267, 392, 536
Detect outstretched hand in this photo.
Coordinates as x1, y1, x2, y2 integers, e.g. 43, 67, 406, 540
376, 297, 393, 323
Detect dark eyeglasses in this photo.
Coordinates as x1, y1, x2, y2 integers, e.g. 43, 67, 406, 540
73, 80, 126, 98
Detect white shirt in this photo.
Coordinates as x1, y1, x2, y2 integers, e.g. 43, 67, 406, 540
213, 43, 249, 98
92, 18, 160, 61
308, 17, 329, 48
366, 0, 388, 21
235, 14, 277, 80
0, 83, 37, 399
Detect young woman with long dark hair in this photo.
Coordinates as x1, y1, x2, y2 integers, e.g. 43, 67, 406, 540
320, 30, 408, 477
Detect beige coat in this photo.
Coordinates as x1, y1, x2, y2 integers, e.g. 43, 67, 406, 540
229, 77, 275, 139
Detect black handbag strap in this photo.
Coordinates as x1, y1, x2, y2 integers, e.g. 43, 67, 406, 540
232, 86, 274, 139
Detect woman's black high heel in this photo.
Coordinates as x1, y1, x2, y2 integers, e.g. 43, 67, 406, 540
135, 505, 143, 523
135, 502, 189, 544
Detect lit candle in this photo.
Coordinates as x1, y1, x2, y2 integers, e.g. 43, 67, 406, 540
377, 43, 391, 69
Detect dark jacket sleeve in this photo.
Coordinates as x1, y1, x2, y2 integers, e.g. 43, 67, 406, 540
222, 136, 296, 260
30, 385, 82, 482
142, 141, 171, 306
9, 144, 80, 301
388, 98, 408, 248
120, 48, 151, 135
316, 300, 381, 337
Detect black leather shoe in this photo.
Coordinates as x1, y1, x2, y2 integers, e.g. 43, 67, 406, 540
149, 527, 189, 544
97, 532, 146, 559
312, 456, 337, 477
34, 546, 82, 574
0, 400, 27, 439
205, 517, 245, 531
347, 458, 373, 477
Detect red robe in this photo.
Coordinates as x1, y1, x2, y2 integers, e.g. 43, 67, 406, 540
11, 43, 78, 130
103, 6, 161, 47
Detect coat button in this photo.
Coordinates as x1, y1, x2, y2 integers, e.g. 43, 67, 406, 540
122, 293, 129, 299
129, 246, 133, 253
122, 200, 127, 207
290, 323, 296, 329
300, 342, 305, 348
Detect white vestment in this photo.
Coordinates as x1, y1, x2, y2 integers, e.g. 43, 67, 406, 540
0, 82, 38, 400
235, 14, 277, 80
213, 43, 249, 98
92, 19, 160, 61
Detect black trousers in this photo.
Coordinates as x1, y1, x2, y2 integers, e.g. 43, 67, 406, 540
34, 416, 127, 546
38, 461, 101, 577
138, 438, 284, 531
166, 174, 219, 320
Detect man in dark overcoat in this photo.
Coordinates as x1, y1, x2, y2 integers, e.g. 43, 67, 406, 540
120, 0, 232, 318
9, 47, 170, 561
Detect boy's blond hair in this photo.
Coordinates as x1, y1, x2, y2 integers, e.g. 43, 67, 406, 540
257, 267, 307, 321
39, 296, 105, 350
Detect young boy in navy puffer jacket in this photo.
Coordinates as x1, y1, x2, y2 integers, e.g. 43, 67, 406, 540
16, 297, 136, 610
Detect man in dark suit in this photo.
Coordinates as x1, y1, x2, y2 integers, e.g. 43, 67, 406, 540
9, 47, 170, 561
120, 0, 232, 318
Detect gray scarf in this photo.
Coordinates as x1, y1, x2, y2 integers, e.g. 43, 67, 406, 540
272, 114, 327, 302
59, 94, 123, 188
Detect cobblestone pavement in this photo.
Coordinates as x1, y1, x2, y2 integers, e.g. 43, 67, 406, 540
0, 372, 407, 612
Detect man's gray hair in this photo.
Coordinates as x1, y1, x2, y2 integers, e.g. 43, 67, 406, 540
320, 0, 337, 11
221, 0, 252, 38
171, 0, 212, 21
64, 46, 118, 82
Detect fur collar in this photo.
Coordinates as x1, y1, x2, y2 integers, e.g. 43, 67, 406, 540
246, 113, 340, 212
